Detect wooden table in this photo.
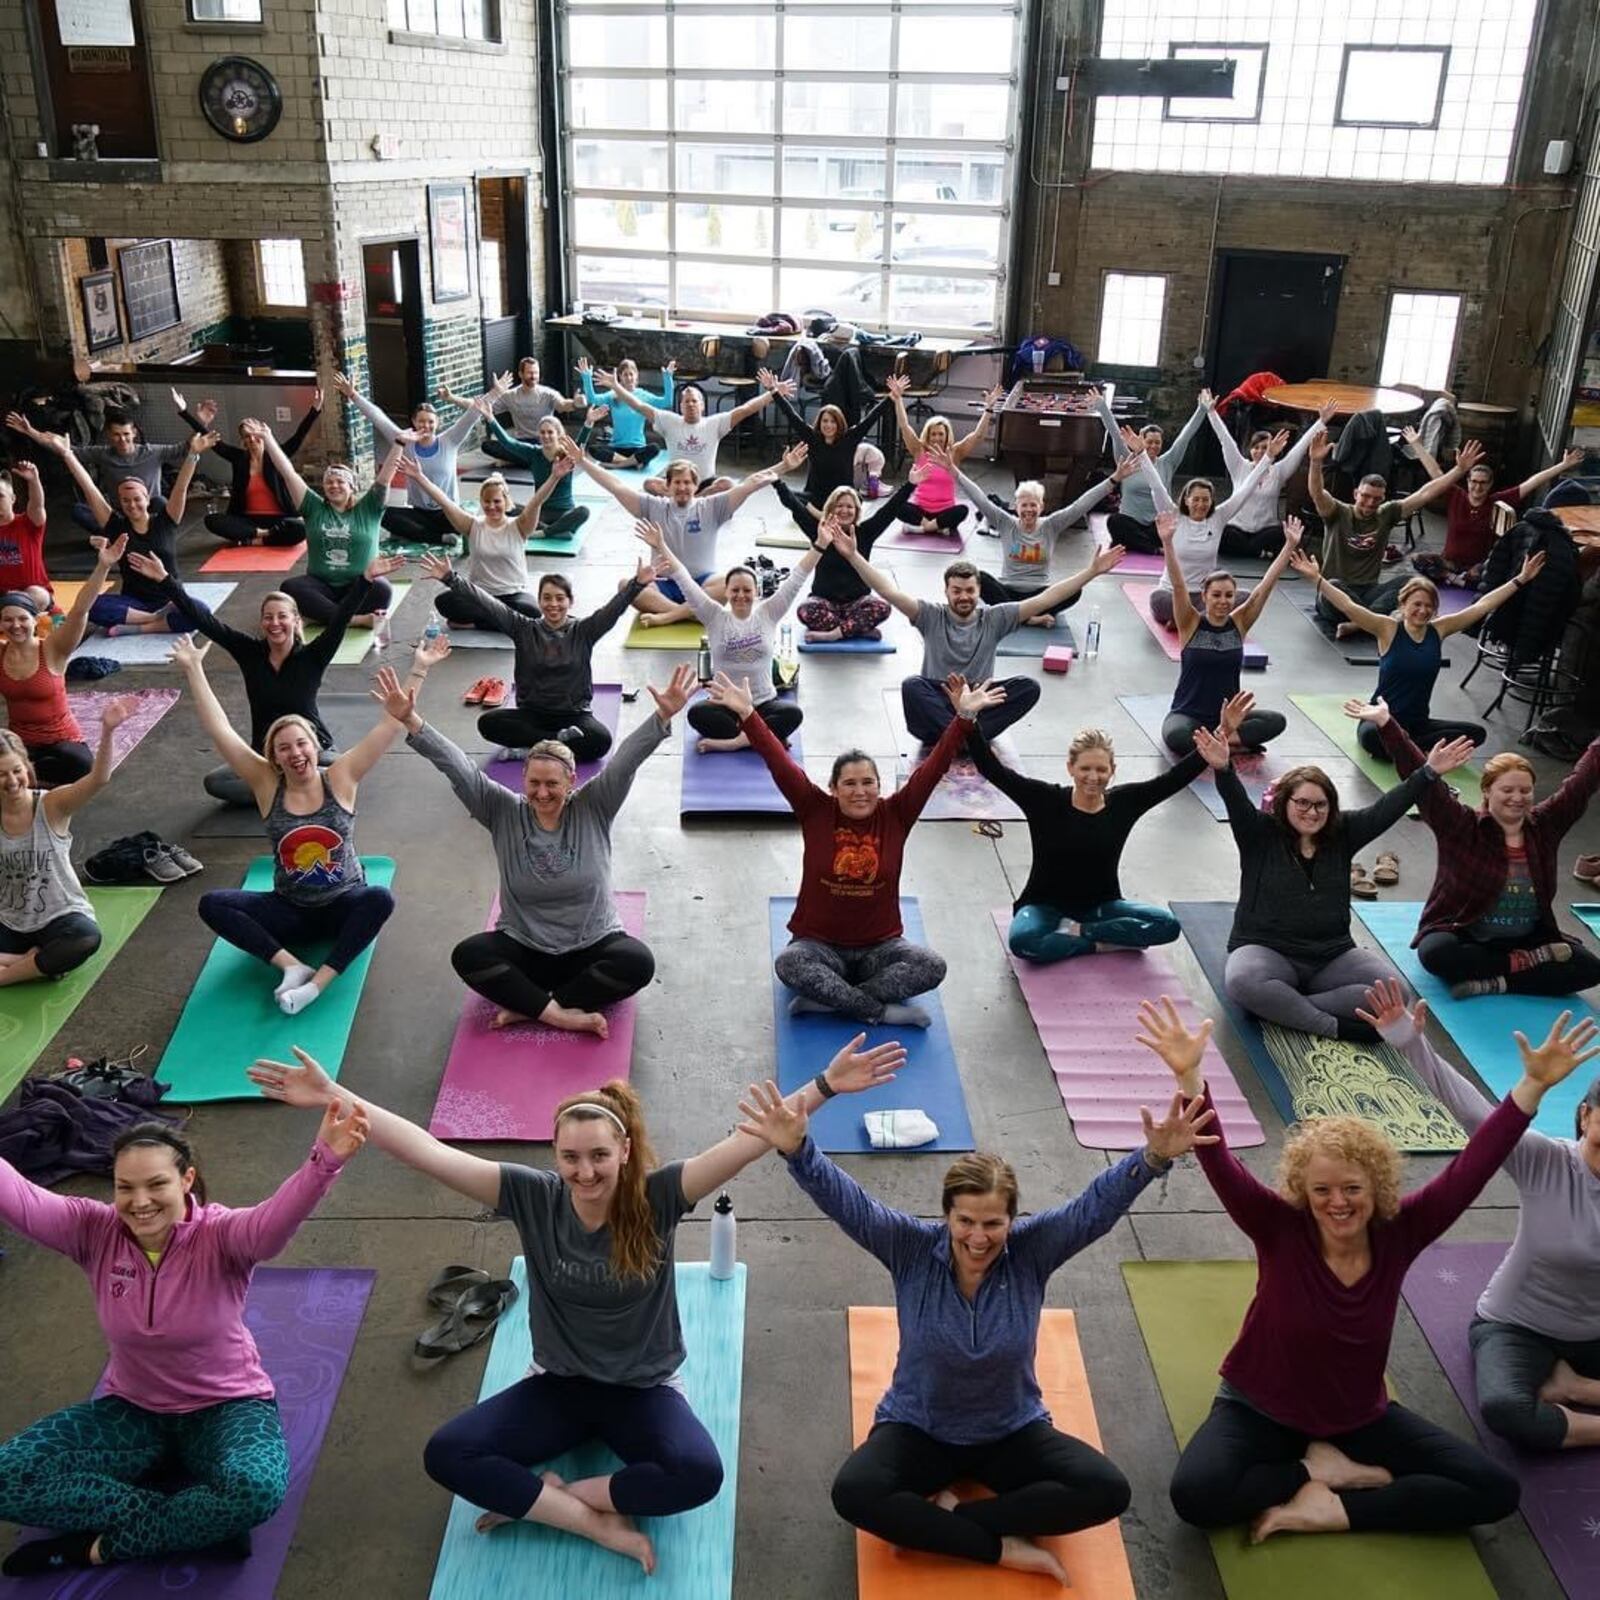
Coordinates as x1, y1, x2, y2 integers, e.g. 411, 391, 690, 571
1263, 381, 1424, 417
1553, 504, 1600, 534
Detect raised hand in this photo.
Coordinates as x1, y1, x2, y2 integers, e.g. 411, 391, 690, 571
364, 554, 408, 582
781, 441, 809, 473
1425, 735, 1478, 775
646, 662, 697, 721
370, 663, 416, 722
1400, 425, 1421, 448
3, 411, 41, 441
735, 1079, 808, 1155
1354, 977, 1425, 1035
1287, 544, 1320, 581
1155, 509, 1178, 544
830, 524, 858, 559
239, 417, 269, 443
125, 550, 168, 584
1342, 694, 1389, 726
925, 443, 956, 471
319, 1098, 371, 1159
1309, 428, 1332, 461
1118, 424, 1149, 456
814, 518, 836, 551
1134, 996, 1212, 1092
1218, 689, 1254, 739
756, 366, 778, 391
169, 387, 187, 411
664, 359, 677, 376
982, 384, 1005, 408
1192, 723, 1231, 771
574, 355, 592, 375
1141, 1091, 1219, 1160
10, 460, 38, 489
584, 404, 608, 429
471, 394, 496, 419
704, 670, 755, 721
549, 453, 575, 479
248, 1044, 338, 1108
1456, 438, 1485, 472
1198, 388, 1215, 412
311, 387, 324, 411
1111, 454, 1141, 482
168, 633, 212, 673
400, 448, 425, 481
633, 518, 666, 553
593, 367, 617, 392
1518, 550, 1546, 586
490, 370, 514, 396
1090, 542, 1126, 576
1515, 1011, 1600, 1089
1280, 514, 1304, 551
1318, 398, 1341, 426
330, 372, 356, 400
393, 427, 421, 446
944, 674, 1006, 718
885, 374, 910, 399
191, 430, 221, 453
414, 632, 451, 670
1563, 446, 1586, 471
91, 532, 129, 567
196, 399, 219, 428
632, 552, 655, 586
1267, 429, 1291, 460
419, 552, 452, 583
98, 696, 135, 734
820, 1033, 906, 1095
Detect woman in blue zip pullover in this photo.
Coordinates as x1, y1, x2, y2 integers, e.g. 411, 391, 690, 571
736, 1078, 1217, 1582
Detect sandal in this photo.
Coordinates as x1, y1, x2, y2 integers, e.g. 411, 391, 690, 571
1372, 851, 1400, 887
425, 1263, 490, 1311
1351, 864, 1378, 899
414, 1277, 518, 1360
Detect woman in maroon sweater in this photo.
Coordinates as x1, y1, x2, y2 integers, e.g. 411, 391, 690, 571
705, 670, 999, 1026
1136, 994, 1589, 1543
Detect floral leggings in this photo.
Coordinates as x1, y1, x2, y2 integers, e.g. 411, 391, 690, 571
0, 1396, 288, 1560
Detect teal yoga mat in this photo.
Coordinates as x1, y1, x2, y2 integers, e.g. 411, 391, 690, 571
1355, 899, 1599, 1138
574, 451, 670, 501
428, 1258, 746, 1600
156, 856, 395, 1101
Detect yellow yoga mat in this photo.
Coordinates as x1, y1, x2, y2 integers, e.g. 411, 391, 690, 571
624, 617, 705, 649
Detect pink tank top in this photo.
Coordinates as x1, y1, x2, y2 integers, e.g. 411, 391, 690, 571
0, 647, 81, 746
911, 454, 957, 514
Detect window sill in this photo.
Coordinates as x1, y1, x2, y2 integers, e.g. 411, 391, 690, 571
387, 27, 504, 52
40, 157, 162, 183
183, 18, 266, 31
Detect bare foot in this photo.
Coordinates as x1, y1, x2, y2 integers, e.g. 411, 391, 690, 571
1334, 621, 1360, 640
997, 1535, 1069, 1585
805, 627, 843, 643
1539, 1358, 1600, 1407
542, 1470, 567, 1490
1249, 1480, 1350, 1543
491, 1007, 533, 1030
932, 1488, 961, 1512
638, 613, 670, 628
696, 734, 750, 753
474, 1510, 513, 1534
1302, 1439, 1392, 1490
592, 1511, 656, 1574
539, 1002, 609, 1039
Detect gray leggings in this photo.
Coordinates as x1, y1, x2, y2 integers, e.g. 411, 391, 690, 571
1224, 944, 1394, 1038
775, 935, 946, 1024
1470, 1316, 1600, 1452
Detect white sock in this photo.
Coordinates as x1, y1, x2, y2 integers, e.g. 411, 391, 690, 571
277, 981, 323, 1016
1057, 917, 1082, 938
274, 963, 315, 999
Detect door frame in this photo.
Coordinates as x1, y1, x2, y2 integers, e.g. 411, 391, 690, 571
474, 168, 533, 361
1204, 247, 1346, 389
359, 234, 426, 412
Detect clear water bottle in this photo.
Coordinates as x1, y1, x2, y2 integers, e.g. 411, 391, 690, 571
1084, 603, 1102, 660
709, 1192, 737, 1279
424, 608, 445, 646
372, 609, 392, 650
696, 634, 713, 684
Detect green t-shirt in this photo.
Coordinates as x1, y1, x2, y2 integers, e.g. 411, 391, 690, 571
1321, 499, 1404, 588
301, 483, 386, 584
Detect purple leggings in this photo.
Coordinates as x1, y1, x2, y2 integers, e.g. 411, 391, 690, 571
422, 1372, 723, 1520
197, 885, 394, 973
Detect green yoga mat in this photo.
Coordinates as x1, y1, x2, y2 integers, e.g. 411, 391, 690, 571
303, 583, 412, 666
156, 857, 395, 1101
624, 617, 705, 649
523, 525, 587, 557
1289, 695, 1479, 800
1122, 1260, 1496, 1600
0, 887, 160, 1102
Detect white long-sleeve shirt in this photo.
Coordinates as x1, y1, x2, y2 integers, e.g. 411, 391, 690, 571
1142, 451, 1272, 594
1207, 411, 1326, 534
676, 561, 808, 706
348, 389, 480, 509
1097, 393, 1206, 525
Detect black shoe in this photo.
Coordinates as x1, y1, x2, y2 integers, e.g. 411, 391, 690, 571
3, 1531, 96, 1576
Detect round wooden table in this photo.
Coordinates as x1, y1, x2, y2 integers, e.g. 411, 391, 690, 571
1262, 382, 1424, 418
1552, 504, 1600, 534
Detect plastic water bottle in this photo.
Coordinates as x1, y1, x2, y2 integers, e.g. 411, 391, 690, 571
424, 608, 445, 646
696, 635, 713, 684
1084, 604, 1102, 660
372, 609, 392, 650
709, 1192, 737, 1279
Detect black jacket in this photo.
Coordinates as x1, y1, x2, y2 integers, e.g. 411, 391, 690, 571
1479, 509, 1583, 664
181, 404, 320, 513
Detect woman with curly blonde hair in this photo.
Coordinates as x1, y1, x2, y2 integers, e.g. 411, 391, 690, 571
1135, 994, 1589, 1544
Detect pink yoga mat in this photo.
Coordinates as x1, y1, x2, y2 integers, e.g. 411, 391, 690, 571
1121, 581, 1265, 667
1111, 551, 1166, 575
428, 891, 646, 1141
199, 541, 307, 574
991, 910, 1265, 1149
879, 525, 969, 554
72, 688, 180, 775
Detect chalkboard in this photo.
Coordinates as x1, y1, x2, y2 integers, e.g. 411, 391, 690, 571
119, 240, 180, 340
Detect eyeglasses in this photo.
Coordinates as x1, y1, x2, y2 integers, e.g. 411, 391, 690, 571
1289, 797, 1330, 814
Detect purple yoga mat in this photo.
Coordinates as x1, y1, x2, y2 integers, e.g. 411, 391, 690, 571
429, 892, 645, 1141
1436, 584, 1477, 616
73, 689, 180, 776
12, 1266, 373, 1600
1121, 579, 1267, 667
991, 911, 1265, 1149
1111, 550, 1166, 575
680, 728, 801, 815
879, 525, 969, 554
483, 682, 621, 788
880, 688, 1025, 822
1404, 1240, 1600, 1600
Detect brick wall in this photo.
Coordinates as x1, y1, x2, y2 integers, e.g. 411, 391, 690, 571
60, 234, 231, 364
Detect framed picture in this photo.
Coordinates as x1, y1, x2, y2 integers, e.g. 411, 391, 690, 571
80, 270, 122, 352
427, 181, 472, 303
119, 240, 181, 340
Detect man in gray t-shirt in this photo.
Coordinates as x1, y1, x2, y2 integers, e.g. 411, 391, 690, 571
836, 535, 1125, 744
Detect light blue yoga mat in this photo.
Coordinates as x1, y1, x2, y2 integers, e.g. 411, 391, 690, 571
769, 895, 973, 1152
994, 619, 1077, 657
428, 1258, 746, 1600
797, 635, 896, 654
574, 451, 670, 501
1355, 899, 1599, 1138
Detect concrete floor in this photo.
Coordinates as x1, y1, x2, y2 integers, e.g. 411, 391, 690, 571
1, 451, 1591, 1599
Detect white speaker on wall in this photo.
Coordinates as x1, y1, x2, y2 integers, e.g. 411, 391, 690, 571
1545, 139, 1575, 176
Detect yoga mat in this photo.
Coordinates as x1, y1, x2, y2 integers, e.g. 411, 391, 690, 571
882, 690, 1023, 822
1404, 1240, 1600, 1600
69, 583, 238, 666
1437, 585, 1478, 617
303, 582, 411, 666
878, 525, 969, 554
483, 683, 621, 787
428, 891, 645, 1141
572, 450, 671, 500
1172, 900, 1466, 1150
0, 887, 160, 1102
199, 541, 307, 574
12, 1265, 374, 1600
1289, 590, 1382, 664
990, 912, 1264, 1149
1289, 694, 1479, 800
1108, 551, 1166, 574
680, 724, 801, 815
994, 619, 1078, 658
1119, 581, 1266, 668
798, 635, 896, 654
624, 618, 704, 650
441, 627, 515, 649
72, 687, 179, 774
756, 526, 813, 550
769, 895, 973, 1152
156, 856, 396, 1101
428, 1258, 744, 1600
1122, 1259, 1497, 1600
524, 521, 588, 557
848, 1305, 1135, 1600
1355, 900, 1599, 1140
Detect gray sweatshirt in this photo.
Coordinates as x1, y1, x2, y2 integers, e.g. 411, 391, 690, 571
408, 715, 668, 951
348, 389, 480, 509
954, 467, 1111, 589
1097, 393, 1206, 525
1381, 1014, 1600, 1342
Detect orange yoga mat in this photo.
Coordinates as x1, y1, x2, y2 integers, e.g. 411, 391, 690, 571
200, 541, 307, 573
847, 1306, 1135, 1600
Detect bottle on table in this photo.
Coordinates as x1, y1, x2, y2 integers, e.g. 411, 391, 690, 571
1084, 604, 1101, 660
709, 1192, 737, 1279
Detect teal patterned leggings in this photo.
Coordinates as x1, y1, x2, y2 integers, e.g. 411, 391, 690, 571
0, 1396, 287, 1560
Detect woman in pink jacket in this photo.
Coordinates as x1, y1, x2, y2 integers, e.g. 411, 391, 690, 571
0, 1102, 367, 1576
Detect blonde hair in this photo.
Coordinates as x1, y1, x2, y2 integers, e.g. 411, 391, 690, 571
554, 1080, 661, 1281
820, 485, 862, 522
0, 728, 36, 785
1276, 1116, 1403, 1222
525, 738, 576, 776
918, 415, 953, 452
259, 590, 304, 643
1396, 576, 1439, 611
1068, 727, 1115, 764
1481, 751, 1535, 795
477, 473, 511, 511
941, 1152, 1020, 1217
260, 714, 322, 770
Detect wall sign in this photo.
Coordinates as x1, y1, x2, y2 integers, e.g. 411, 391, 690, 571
427, 181, 472, 304
56, 0, 134, 48
80, 270, 122, 352
119, 240, 181, 340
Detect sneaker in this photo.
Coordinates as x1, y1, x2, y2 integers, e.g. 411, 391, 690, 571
142, 845, 187, 884
463, 677, 490, 706
480, 677, 508, 709
1382, 542, 1404, 565
164, 842, 204, 877
1574, 852, 1600, 885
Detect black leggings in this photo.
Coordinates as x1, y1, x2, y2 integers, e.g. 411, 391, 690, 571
1163, 708, 1286, 754
197, 886, 395, 974
435, 587, 541, 625
902, 504, 968, 532
204, 512, 307, 548
0, 911, 101, 976
1170, 1394, 1518, 1534
1219, 522, 1284, 560
832, 1420, 1130, 1566
381, 506, 454, 545
687, 698, 802, 741
478, 707, 612, 763
1356, 716, 1487, 757
280, 574, 393, 624
1417, 928, 1600, 996
451, 929, 655, 1016
27, 740, 92, 786
1105, 512, 1160, 553
534, 505, 590, 541
976, 571, 1079, 619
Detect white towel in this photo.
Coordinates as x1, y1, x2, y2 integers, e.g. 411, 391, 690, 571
864, 1109, 939, 1149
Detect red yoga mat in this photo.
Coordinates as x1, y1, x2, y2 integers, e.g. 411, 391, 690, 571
199, 542, 307, 574
428, 891, 646, 1141
992, 911, 1264, 1149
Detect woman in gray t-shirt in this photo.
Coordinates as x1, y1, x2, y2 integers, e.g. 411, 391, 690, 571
250, 1034, 904, 1575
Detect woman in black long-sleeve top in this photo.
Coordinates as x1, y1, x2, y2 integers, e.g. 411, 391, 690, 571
765, 368, 892, 508
176, 389, 322, 547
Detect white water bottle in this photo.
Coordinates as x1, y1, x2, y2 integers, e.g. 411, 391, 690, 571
372, 609, 392, 650
1084, 603, 1102, 660
709, 1192, 736, 1279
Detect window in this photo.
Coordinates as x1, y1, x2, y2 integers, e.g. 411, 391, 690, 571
1379, 292, 1461, 390
1098, 272, 1166, 368
256, 239, 306, 308
189, 0, 262, 19
559, 0, 1020, 334
1337, 48, 1448, 129
388, 0, 497, 41
1165, 44, 1266, 124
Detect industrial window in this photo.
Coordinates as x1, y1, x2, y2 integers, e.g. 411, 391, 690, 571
1098, 272, 1166, 369
256, 239, 307, 308
387, 0, 498, 42
1165, 44, 1266, 124
1379, 292, 1462, 391
560, 0, 1021, 334
189, 0, 263, 20
1092, 0, 1535, 184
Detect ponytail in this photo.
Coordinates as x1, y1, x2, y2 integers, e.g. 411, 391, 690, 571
553, 1080, 660, 1282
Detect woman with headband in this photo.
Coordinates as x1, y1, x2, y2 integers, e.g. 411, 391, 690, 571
250, 1033, 904, 1577
0, 1106, 368, 1575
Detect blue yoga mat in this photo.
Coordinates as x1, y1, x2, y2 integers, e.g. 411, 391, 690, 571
681, 727, 801, 815
769, 896, 973, 1152
797, 635, 896, 654
428, 1259, 745, 1600
574, 451, 670, 501
1356, 900, 1599, 1138
994, 620, 1077, 658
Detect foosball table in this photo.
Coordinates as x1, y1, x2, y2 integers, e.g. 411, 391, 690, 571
995, 377, 1111, 509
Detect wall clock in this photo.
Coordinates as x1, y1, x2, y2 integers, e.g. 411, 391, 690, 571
199, 56, 282, 143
